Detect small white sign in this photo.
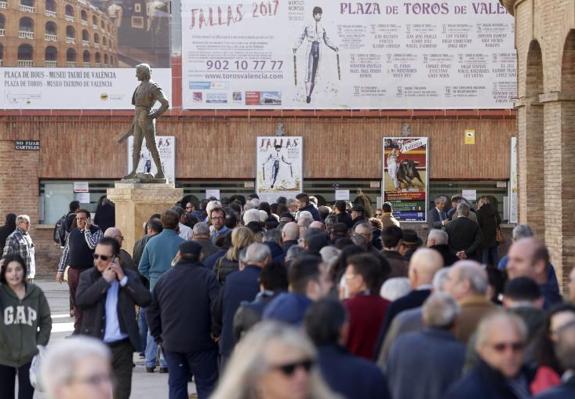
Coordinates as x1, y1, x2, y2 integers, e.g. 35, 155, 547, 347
205, 189, 220, 200
73, 182, 89, 193
462, 189, 477, 201
335, 190, 350, 201
75, 192, 90, 204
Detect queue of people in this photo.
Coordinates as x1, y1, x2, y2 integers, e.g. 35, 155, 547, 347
1, 192, 575, 399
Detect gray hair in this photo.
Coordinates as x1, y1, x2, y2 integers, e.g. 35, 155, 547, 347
422, 292, 460, 329
380, 277, 411, 301
243, 209, 262, 225
192, 222, 210, 237
244, 242, 271, 265
287, 198, 299, 207
512, 224, 534, 241
432, 268, 450, 292
16, 214, 30, 224
262, 229, 282, 245
319, 246, 341, 267
41, 337, 111, 398
456, 202, 470, 217
427, 229, 448, 246
211, 321, 336, 399
453, 261, 488, 295
206, 200, 222, 216
297, 211, 314, 225
475, 311, 528, 350
282, 222, 299, 241
285, 245, 305, 265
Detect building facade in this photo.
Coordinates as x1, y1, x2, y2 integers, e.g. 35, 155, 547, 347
502, 0, 575, 288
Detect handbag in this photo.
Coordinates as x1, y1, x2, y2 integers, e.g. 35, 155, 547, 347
496, 226, 505, 245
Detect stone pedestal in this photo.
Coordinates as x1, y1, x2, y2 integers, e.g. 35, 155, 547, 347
107, 182, 183, 255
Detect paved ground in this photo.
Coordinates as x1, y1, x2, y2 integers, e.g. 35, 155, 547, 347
30, 280, 197, 399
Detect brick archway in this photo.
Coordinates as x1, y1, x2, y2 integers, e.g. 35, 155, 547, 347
519, 41, 545, 237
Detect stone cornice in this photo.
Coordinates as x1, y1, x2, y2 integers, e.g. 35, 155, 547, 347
500, 0, 517, 16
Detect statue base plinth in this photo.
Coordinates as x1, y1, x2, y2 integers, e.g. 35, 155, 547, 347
107, 182, 183, 255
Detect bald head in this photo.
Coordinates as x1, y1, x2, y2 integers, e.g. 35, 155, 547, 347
309, 221, 325, 231
408, 248, 444, 288
282, 222, 299, 241
507, 238, 549, 283
104, 227, 124, 248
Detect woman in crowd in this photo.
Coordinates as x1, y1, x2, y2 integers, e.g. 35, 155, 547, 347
41, 337, 113, 399
214, 226, 255, 284
0, 213, 16, 250
0, 255, 52, 399
212, 321, 339, 399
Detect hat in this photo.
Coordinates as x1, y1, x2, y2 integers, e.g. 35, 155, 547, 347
401, 229, 422, 246
179, 241, 202, 258
351, 204, 365, 213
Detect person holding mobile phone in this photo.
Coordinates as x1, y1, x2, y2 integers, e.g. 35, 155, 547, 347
55, 209, 103, 333
76, 237, 151, 399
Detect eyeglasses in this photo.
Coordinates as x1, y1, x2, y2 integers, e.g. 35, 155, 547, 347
69, 372, 112, 386
490, 341, 525, 353
93, 254, 111, 261
272, 359, 314, 376
211, 216, 224, 220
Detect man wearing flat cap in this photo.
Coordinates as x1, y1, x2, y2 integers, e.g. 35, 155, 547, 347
147, 241, 220, 399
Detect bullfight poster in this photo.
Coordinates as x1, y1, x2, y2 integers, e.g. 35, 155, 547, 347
382, 137, 428, 222
256, 136, 303, 202
127, 136, 175, 183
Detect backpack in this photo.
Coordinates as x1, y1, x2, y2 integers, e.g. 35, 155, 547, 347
53, 214, 68, 246
214, 256, 239, 285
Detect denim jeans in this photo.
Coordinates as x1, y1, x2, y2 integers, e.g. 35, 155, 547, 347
164, 349, 218, 399
138, 308, 148, 354
145, 331, 167, 368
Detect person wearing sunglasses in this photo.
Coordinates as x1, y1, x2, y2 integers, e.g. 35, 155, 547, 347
41, 336, 114, 399
445, 311, 532, 399
76, 237, 151, 399
211, 321, 338, 399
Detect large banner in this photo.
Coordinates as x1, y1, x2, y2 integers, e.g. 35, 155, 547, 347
181, 0, 515, 109
382, 137, 428, 222
256, 136, 303, 202
0, 0, 171, 108
127, 136, 175, 183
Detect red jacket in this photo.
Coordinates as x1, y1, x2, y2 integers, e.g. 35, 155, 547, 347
344, 294, 389, 360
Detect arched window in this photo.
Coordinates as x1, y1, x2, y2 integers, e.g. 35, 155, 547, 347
95, 52, 101, 63
92, 15, 98, 26
20, 0, 34, 7
18, 44, 33, 60
19, 17, 33, 32
100, 19, 105, 29
45, 21, 57, 35
65, 4, 74, 17
83, 50, 90, 63
82, 29, 89, 41
66, 25, 75, 38
94, 32, 99, 43
104, 53, 108, 64
45, 0, 55, 12
102, 36, 107, 45
66, 47, 76, 61
81, 10, 87, 20
0, 14, 5, 30
0, 44, 4, 62
45, 46, 57, 61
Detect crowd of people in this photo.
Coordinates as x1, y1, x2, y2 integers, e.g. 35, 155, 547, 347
1, 192, 575, 399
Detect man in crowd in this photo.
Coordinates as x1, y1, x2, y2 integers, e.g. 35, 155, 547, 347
296, 192, 320, 221
281, 222, 299, 252
147, 241, 220, 399
192, 222, 220, 261
133, 217, 162, 269
209, 207, 230, 242
445, 311, 531, 399
444, 261, 494, 344
263, 255, 332, 325
445, 203, 482, 261
427, 229, 458, 266
212, 243, 271, 365
76, 237, 151, 399
3, 214, 36, 280
139, 209, 185, 372
104, 227, 136, 272
507, 237, 562, 309
305, 299, 391, 399
381, 226, 409, 278
173, 206, 192, 240
428, 196, 448, 229
350, 204, 367, 227
386, 293, 465, 399
353, 222, 380, 255
56, 209, 103, 331
380, 202, 400, 228
502, 277, 545, 344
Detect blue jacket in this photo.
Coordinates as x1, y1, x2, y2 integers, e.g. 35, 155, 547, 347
300, 204, 321, 221
262, 293, 312, 325
445, 359, 533, 399
212, 265, 261, 357
386, 329, 465, 399
317, 345, 390, 399
138, 229, 185, 290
